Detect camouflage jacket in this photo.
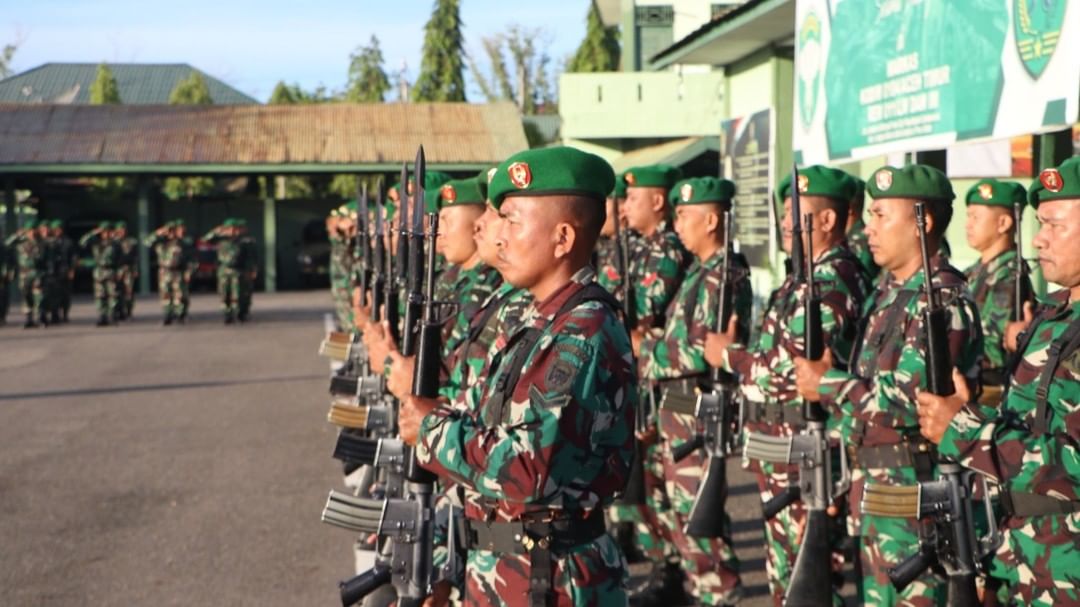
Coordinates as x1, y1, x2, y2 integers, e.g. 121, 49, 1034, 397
640, 248, 753, 380
595, 230, 642, 303
78, 231, 121, 271
965, 249, 1033, 377
417, 267, 637, 521
117, 237, 138, 269
940, 290, 1080, 596
203, 232, 245, 270
626, 220, 689, 329
722, 244, 869, 434
846, 218, 879, 280
439, 262, 502, 364
50, 236, 76, 275
818, 254, 982, 457
328, 232, 350, 284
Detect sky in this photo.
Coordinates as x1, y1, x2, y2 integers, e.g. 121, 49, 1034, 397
3, 0, 590, 102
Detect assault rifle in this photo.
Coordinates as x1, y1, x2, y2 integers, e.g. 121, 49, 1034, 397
1012, 201, 1031, 323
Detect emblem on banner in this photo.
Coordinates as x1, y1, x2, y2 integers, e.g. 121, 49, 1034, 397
797, 11, 823, 130
1014, 0, 1066, 79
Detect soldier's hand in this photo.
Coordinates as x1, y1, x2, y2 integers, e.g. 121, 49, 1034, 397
636, 424, 658, 447
794, 348, 833, 402
916, 368, 970, 444
363, 322, 388, 372
399, 395, 439, 446
351, 287, 372, 331
630, 329, 644, 357
386, 350, 415, 400
704, 315, 739, 367
1004, 301, 1035, 352
422, 581, 452, 607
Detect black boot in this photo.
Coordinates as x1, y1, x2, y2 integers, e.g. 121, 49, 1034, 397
163, 313, 173, 326
24, 313, 38, 329
51, 311, 61, 325
224, 313, 235, 325
96, 315, 109, 327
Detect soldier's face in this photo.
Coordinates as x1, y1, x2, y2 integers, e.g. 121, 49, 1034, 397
964, 205, 1011, 252
473, 205, 503, 268
601, 197, 617, 237
866, 197, 920, 271
674, 205, 719, 258
494, 196, 559, 290
623, 187, 664, 232
781, 196, 834, 256
1033, 198, 1080, 288
437, 205, 481, 265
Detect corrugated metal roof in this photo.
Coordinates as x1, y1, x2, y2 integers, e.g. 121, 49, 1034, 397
609, 137, 719, 173
0, 63, 257, 105
0, 102, 528, 173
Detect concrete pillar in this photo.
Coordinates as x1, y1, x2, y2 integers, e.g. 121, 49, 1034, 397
263, 196, 277, 293
137, 179, 151, 295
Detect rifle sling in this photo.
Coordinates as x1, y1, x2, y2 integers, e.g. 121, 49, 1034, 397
1000, 491, 1080, 517
854, 439, 936, 480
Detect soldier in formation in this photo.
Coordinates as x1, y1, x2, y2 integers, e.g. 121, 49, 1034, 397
146, 220, 197, 324
202, 218, 257, 324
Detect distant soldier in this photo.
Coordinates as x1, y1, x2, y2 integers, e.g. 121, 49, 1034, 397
145, 221, 190, 325
328, 206, 355, 331
202, 219, 246, 324
79, 221, 122, 326
5, 219, 47, 328
962, 178, 1036, 402
48, 220, 77, 323
113, 221, 138, 320
845, 176, 879, 279
173, 220, 197, 321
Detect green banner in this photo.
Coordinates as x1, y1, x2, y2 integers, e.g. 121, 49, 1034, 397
794, 0, 1080, 164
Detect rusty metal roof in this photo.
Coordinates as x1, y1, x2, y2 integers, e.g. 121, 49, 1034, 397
0, 102, 528, 174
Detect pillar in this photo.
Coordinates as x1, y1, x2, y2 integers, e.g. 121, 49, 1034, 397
263, 195, 277, 293
137, 178, 151, 295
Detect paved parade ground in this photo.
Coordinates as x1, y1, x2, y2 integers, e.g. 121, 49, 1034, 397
0, 291, 771, 606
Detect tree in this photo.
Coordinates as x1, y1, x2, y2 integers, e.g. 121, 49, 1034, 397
413, 0, 466, 102
169, 72, 213, 105
567, 0, 620, 73
346, 35, 391, 102
468, 26, 557, 114
89, 63, 121, 104
0, 42, 17, 79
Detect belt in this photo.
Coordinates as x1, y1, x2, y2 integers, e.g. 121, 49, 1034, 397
853, 440, 936, 478
743, 401, 805, 427
463, 511, 606, 607
1001, 491, 1080, 517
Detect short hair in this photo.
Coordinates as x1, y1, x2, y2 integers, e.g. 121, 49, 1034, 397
550, 195, 605, 249
801, 195, 850, 234
922, 198, 953, 239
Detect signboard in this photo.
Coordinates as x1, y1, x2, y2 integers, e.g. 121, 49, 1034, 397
721, 109, 773, 268
794, 0, 1080, 164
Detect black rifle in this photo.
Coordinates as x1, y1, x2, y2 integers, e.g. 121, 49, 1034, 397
859, 202, 998, 606
613, 197, 635, 330
1012, 201, 1031, 323
336, 147, 440, 607
665, 209, 743, 538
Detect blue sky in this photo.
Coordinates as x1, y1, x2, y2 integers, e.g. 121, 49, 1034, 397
3, 0, 589, 102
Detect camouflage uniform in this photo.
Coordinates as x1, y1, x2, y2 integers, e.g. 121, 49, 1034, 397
418, 267, 636, 607
237, 234, 257, 319
6, 231, 47, 323
146, 230, 189, 319
940, 289, 1080, 606
817, 254, 982, 605
52, 233, 77, 322
116, 235, 138, 318
846, 218, 879, 280
964, 250, 1034, 387
203, 229, 246, 321
639, 248, 753, 603
79, 230, 122, 321
720, 244, 866, 604
439, 263, 502, 366
330, 229, 353, 330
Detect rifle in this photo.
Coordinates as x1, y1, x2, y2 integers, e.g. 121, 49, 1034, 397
664, 208, 743, 538
859, 202, 1000, 606
333, 147, 440, 607
1012, 201, 1031, 323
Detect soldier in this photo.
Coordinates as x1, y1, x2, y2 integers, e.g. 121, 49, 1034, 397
793, 164, 982, 605
202, 219, 246, 324
79, 221, 122, 326
638, 176, 752, 605
845, 177, 879, 279
397, 146, 636, 607
328, 207, 354, 331
36, 220, 62, 325
111, 222, 138, 320
5, 219, 47, 328
916, 156, 1080, 606
174, 220, 197, 321
235, 219, 258, 322
48, 220, 77, 323
0, 234, 14, 326
962, 178, 1035, 403
704, 167, 868, 604
145, 221, 188, 325
596, 177, 629, 295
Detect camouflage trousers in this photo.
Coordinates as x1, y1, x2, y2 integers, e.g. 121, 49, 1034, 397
462, 533, 627, 607
217, 268, 241, 315
158, 269, 186, 316
856, 469, 946, 606
986, 514, 1080, 606
239, 272, 253, 317
92, 269, 119, 318
626, 441, 676, 563
117, 267, 135, 314
19, 273, 44, 318
332, 277, 353, 331
658, 410, 741, 603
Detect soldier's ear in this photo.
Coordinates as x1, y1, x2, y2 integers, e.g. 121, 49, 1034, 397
650, 192, 666, 214
818, 208, 838, 233
552, 221, 577, 260
998, 212, 1015, 235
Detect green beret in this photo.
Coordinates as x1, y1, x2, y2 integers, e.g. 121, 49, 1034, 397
777, 165, 857, 203
852, 176, 866, 201
173, 219, 185, 227
425, 171, 452, 190
113, 221, 127, 230
24, 219, 38, 229
476, 167, 497, 201
1029, 156, 1080, 208
673, 177, 736, 206
965, 179, 1027, 209
345, 200, 358, 212
383, 202, 397, 223
439, 178, 486, 207
611, 174, 627, 199
223, 218, 238, 227
49, 219, 63, 228
867, 164, 954, 202
97, 221, 110, 230
624, 164, 682, 190
487, 146, 615, 209
423, 188, 440, 214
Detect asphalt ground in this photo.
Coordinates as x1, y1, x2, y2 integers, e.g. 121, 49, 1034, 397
0, 291, 773, 607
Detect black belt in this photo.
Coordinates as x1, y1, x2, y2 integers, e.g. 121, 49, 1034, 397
743, 401, 804, 427
1001, 491, 1080, 517
464, 511, 606, 607
854, 439, 936, 480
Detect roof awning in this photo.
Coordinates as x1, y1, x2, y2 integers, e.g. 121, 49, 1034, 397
649, 0, 794, 70
609, 137, 719, 174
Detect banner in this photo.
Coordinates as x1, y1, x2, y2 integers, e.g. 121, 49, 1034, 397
721, 109, 774, 269
794, 0, 1080, 165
